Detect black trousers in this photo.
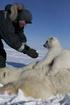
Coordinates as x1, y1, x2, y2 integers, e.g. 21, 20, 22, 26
0, 39, 6, 68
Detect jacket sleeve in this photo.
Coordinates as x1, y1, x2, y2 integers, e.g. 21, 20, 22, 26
17, 28, 27, 43
0, 16, 27, 51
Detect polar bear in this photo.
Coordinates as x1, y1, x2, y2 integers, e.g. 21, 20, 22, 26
33, 37, 62, 73
43, 37, 70, 75
0, 66, 70, 99
0, 36, 70, 99
0, 36, 69, 82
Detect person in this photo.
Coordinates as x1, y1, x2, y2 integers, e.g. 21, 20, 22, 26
0, 3, 38, 68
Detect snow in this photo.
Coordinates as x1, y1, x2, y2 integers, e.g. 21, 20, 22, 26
0, 47, 70, 105
0, 89, 70, 105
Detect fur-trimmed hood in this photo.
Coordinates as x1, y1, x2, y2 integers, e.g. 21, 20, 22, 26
5, 3, 24, 21
5, 3, 32, 23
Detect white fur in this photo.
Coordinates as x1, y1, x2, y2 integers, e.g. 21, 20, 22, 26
34, 37, 62, 73
42, 36, 70, 75
50, 50, 70, 75
0, 36, 70, 99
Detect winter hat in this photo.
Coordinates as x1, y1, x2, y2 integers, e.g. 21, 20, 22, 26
18, 9, 32, 24
5, 4, 12, 14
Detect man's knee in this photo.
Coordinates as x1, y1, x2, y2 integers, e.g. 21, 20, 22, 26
0, 49, 6, 59
0, 50, 6, 68
0, 55, 6, 68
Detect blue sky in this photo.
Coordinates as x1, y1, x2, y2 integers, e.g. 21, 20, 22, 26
0, 0, 70, 51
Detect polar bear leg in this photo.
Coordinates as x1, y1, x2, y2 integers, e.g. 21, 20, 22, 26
0, 83, 17, 95
48, 63, 60, 76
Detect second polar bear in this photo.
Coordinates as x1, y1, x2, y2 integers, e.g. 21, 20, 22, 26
34, 37, 62, 70
43, 36, 70, 75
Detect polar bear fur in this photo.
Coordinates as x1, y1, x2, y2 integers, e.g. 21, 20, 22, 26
0, 68, 70, 99
49, 50, 70, 75
0, 36, 63, 84
0, 67, 23, 84
31, 37, 62, 72
0, 36, 70, 99
43, 37, 70, 75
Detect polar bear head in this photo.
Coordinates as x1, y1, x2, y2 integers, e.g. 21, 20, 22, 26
43, 37, 61, 49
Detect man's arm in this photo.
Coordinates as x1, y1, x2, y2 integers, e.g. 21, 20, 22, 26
0, 17, 38, 58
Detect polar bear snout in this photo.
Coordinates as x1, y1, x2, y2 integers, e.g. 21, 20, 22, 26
43, 41, 48, 48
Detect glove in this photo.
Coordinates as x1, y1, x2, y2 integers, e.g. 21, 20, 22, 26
22, 45, 38, 58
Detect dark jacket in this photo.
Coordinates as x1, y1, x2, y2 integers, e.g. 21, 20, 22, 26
0, 10, 27, 51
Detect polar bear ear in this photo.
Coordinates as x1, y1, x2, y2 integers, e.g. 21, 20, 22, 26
48, 37, 57, 43
49, 37, 54, 41
50, 37, 54, 40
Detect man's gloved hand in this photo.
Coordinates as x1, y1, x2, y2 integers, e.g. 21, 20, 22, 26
22, 45, 38, 58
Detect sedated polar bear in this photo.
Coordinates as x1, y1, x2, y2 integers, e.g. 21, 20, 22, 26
0, 36, 70, 99
0, 36, 66, 84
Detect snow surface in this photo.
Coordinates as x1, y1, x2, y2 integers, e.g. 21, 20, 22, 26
0, 47, 70, 105
0, 89, 70, 105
